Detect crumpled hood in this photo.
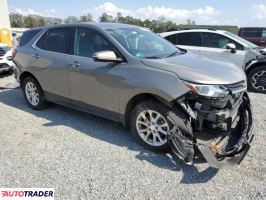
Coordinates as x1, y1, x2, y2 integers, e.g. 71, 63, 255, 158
141, 52, 246, 85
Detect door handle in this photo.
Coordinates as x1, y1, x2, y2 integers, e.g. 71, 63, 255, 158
32, 54, 40, 59
69, 61, 80, 68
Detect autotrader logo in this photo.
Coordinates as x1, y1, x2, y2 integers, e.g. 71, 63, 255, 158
0, 188, 54, 199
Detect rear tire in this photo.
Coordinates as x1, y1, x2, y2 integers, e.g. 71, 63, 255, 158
247, 66, 266, 93
22, 76, 48, 110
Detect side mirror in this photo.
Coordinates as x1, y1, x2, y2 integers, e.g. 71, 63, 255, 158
93, 51, 123, 63
226, 43, 236, 53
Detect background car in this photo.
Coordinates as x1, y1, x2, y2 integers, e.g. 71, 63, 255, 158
238, 27, 266, 48
160, 29, 266, 93
0, 44, 13, 74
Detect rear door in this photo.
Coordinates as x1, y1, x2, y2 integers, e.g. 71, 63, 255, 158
32, 27, 74, 99
200, 32, 246, 68
166, 32, 202, 54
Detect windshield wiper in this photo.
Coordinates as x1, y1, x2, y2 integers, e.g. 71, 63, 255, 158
143, 56, 160, 59
167, 51, 179, 57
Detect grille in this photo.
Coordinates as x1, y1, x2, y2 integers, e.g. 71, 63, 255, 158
0, 47, 6, 57
227, 80, 247, 94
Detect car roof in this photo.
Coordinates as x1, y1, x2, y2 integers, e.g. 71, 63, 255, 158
159, 29, 226, 37
24, 22, 139, 32
239, 27, 266, 29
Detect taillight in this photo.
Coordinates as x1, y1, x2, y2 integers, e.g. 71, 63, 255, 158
12, 49, 17, 58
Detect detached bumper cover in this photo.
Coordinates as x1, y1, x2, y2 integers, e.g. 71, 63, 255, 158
168, 93, 255, 168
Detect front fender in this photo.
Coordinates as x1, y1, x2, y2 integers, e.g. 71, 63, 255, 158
118, 64, 190, 117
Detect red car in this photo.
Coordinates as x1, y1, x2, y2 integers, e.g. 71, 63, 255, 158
238, 27, 266, 48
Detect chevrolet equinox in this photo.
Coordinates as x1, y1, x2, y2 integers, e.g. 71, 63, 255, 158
13, 23, 254, 168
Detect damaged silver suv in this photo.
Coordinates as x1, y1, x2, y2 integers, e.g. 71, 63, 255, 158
13, 23, 254, 168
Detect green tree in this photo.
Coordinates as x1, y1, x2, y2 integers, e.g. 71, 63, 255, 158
99, 13, 113, 22
115, 12, 124, 23
79, 14, 93, 22
9, 12, 239, 35
64, 16, 79, 23
24, 15, 35, 28
9, 13, 25, 28
45, 17, 63, 25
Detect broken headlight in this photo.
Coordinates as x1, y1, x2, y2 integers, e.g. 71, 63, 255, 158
183, 81, 229, 98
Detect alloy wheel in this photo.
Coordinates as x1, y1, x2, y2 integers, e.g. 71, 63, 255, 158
251, 70, 266, 92
25, 82, 40, 106
136, 110, 169, 146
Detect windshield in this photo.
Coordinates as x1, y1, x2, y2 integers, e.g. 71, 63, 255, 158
224, 31, 258, 49
106, 27, 181, 58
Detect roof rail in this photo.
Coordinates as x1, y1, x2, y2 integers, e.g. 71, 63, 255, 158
182, 28, 217, 31
166, 28, 181, 32
166, 27, 218, 32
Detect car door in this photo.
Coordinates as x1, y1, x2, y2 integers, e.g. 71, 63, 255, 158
67, 27, 121, 120
32, 28, 74, 99
200, 32, 246, 68
171, 32, 202, 55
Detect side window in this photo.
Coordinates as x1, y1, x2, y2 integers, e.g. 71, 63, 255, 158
19, 29, 41, 46
175, 32, 202, 47
165, 34, 177, 44
262, 30, 266, 38
202, 33, 243, 50
242, 29, 259, 38
74, 28, 113, 58
36, 28, 73, 54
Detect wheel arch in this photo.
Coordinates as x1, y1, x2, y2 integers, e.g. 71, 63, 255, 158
19, 71, 44, 92
246, 61, 266, 75
123, 93, 176, 127
19, 71, 38, 83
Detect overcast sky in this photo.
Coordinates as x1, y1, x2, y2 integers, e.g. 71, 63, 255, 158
8, 0, 266, 26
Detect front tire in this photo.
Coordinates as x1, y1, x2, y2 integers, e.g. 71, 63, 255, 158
247, 66, 266, 93
22, 76, 47, 110
130, 100, 172, 152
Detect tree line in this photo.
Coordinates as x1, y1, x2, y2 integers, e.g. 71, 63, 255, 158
9, 12, 239, 34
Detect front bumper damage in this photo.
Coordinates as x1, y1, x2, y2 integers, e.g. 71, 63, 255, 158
167, 92, 254, 169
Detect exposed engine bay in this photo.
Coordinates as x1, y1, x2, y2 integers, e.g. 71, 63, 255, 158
167, 82, 254, 168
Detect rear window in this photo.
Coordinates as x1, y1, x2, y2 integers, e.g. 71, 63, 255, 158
19, 29, 41, 46
36, 28, 73, 54
176, 32, 202, 47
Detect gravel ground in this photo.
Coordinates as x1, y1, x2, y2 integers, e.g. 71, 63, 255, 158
0, 74, 265, 200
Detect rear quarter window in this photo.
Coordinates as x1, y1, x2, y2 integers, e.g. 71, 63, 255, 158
19, 29, 41, 46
